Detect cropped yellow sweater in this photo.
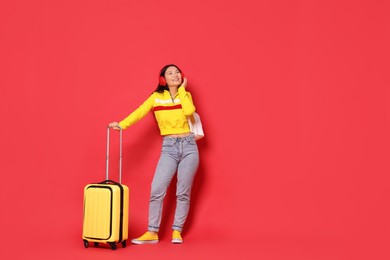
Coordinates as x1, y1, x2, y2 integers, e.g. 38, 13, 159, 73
119, 87, 196, 135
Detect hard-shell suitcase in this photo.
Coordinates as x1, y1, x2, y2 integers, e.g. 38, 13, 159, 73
82, 127, 129, 250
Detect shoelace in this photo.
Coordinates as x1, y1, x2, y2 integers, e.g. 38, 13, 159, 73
172, 231, 182, 239
139, 232, 158, 240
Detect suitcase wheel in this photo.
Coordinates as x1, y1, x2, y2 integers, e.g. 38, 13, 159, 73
109, 242, 117, 250
84, 240, 125, 250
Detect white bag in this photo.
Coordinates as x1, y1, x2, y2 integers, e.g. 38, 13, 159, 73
187, 112, 204, 141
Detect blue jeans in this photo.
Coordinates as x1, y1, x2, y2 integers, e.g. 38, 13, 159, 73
148, 134, 199, 232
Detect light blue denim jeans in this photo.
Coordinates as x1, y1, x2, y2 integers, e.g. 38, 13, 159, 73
148, 134, 199, 232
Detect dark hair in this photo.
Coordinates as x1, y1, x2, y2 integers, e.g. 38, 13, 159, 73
154, 64, 183, 93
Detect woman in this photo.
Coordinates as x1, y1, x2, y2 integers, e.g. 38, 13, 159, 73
108, 64, 199, 244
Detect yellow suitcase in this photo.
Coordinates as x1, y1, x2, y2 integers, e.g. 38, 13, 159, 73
82, 128, 129, 250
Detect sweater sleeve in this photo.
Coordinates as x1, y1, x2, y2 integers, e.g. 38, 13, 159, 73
177, 87, 196, 116
118, 94, 155, 130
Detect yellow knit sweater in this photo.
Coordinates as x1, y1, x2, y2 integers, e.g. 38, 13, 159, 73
119, 87, 196, 135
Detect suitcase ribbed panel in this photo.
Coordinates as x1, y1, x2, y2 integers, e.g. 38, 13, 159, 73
121, 186, 129, 240
83, 186, 112, 240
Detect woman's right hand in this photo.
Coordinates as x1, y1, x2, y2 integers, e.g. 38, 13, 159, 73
108, 122, 121, 130
181, 77, 187, 89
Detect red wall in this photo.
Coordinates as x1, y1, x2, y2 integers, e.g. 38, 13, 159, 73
1, 0, 389, 259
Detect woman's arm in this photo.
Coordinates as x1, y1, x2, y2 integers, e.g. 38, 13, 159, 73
109, 94, 155, 130
177, 78, 196, 116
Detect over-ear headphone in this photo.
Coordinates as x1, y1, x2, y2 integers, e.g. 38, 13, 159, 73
159, 72, 185, 86
159, 76, 167, 86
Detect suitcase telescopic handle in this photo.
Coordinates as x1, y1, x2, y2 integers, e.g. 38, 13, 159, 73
106, 126, 123, 183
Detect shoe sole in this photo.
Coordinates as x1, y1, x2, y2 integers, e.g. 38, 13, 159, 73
172, 239, 183, 244
131, 239, 159, 245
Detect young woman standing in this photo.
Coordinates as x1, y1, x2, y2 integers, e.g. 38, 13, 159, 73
109, 64, 200, 244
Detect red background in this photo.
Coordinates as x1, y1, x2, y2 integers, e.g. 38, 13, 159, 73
1, 0, 389, 259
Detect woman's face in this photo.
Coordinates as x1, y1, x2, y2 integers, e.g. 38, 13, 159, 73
164, 66, 183, 87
